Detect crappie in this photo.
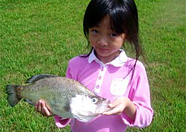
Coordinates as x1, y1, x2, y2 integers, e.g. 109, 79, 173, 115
6, 74, 109, 122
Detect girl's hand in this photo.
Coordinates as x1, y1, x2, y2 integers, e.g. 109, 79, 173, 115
103, 97, 136, 120
35, 99, 53, 117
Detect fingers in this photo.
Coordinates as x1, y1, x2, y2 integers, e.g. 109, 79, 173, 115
35, 100, 52, 117
110, 97, 128, 107
43, 106, 52, 116
102, 97, 128, 115
108, 101, 119, 109
35, 100, 43, 112
103, 104, 124, 115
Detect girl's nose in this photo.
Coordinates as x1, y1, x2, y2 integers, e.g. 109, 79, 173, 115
98, 38, 108, 46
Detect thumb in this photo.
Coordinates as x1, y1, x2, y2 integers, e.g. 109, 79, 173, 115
108, 99, 120, 108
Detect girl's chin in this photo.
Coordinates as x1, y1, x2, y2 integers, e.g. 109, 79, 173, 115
96, 52, 109, 58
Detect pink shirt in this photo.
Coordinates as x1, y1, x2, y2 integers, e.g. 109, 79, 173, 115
55, 50, 153, 132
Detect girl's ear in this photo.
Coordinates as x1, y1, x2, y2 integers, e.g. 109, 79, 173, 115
122, 33, 127, 40
122, 33, 127, 46
124, 33, 127, 39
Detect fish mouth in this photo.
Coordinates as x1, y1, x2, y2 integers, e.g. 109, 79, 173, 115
95, 99, 110, 114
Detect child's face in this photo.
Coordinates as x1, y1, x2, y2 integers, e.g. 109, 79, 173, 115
88, 16, 126, 63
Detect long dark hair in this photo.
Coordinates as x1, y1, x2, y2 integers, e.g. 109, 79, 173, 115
83, 0, 141, 61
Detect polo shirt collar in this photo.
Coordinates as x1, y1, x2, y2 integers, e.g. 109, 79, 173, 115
88, 49, 127, 67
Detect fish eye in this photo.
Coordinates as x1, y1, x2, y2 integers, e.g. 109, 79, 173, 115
91, 98, 98, 104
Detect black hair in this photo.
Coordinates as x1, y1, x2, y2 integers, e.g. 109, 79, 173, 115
83, 0, 141, 61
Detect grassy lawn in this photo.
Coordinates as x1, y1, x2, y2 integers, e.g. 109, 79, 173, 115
0, 0, 185, 131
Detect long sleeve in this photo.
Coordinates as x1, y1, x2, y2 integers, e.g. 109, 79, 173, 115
54, 116, 71, 128
121, 61, 153, 127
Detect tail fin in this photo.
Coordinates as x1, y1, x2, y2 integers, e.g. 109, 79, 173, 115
6, 85, 22, 107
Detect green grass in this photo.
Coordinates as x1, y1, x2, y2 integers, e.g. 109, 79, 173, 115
0, 0, 185, 131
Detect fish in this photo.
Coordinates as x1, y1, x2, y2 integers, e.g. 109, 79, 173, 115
6, 74, 110, 122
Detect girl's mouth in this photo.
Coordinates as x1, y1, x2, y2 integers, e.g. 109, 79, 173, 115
98, 48, 109, 53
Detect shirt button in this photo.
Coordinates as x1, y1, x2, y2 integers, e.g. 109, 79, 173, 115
96, 85, 99, 88
98, 76, 102, 80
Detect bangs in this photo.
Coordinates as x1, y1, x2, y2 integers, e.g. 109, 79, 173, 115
83, 0, 107, 37
109, 4, 128, 34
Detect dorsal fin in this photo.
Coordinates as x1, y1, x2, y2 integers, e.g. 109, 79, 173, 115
26, 74, 58, 83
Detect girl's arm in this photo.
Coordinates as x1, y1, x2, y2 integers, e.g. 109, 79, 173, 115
104, 61, 153, 127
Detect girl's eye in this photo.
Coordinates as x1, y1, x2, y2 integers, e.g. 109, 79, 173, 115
91, 29, 98, 34
110, 33, 118, 37
91, 98, 98, 104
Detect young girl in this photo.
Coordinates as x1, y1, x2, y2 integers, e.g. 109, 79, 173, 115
36, 0, 153, 131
